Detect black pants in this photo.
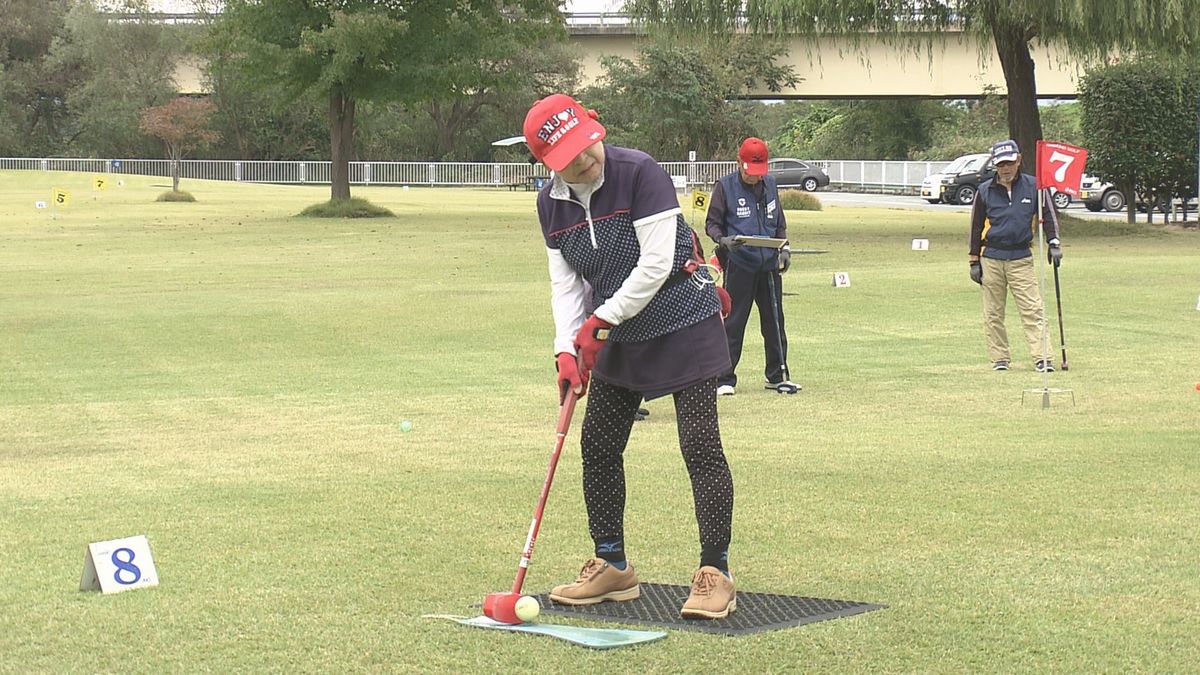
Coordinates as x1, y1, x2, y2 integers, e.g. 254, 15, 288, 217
720, 265, 789, 387
580, 378, 733, 554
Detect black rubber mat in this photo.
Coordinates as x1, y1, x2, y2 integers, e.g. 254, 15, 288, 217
531, 583, 885, 635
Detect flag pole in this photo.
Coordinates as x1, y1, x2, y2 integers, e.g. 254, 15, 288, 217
1036, 183, 1052, 408
1022, 140, 1076, 408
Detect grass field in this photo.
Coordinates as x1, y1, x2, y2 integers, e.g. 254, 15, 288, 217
1, 171, 1198, 673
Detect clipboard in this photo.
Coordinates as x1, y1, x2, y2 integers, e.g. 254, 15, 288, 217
733, 235, 788, 249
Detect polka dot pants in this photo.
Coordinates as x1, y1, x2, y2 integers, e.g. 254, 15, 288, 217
579, 377, 733, 553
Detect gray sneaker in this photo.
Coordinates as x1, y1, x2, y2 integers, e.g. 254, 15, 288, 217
992, 361, 1010, 371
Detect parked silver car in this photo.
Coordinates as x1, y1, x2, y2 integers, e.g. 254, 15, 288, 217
767, 158, 830, 191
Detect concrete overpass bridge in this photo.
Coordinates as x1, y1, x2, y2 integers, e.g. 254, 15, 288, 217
170, 12, 1084, 98
565, 13, 1083, 99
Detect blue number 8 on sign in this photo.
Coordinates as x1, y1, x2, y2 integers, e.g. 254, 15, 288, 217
111, 547, 142, 585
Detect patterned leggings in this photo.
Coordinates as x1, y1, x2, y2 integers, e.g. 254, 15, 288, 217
579, 377, 733, 552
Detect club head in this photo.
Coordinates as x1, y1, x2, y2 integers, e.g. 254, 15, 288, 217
482, 592, 522, 624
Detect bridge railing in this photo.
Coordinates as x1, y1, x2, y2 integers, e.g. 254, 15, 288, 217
1, 157, 949, 193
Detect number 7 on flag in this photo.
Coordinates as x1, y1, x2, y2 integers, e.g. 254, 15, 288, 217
1035, 140, 1088, 196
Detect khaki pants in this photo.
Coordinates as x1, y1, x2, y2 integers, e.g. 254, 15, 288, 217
980, 256, 1052, 364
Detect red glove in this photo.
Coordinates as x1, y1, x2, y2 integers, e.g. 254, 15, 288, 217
716, 286, 731, 319
556, 352, 588, 403
573, 314, 612, 373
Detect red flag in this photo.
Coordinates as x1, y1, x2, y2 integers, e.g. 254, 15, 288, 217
1036, 140, 1088, 196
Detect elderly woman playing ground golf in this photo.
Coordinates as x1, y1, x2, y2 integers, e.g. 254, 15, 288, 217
524, 93, 737, 619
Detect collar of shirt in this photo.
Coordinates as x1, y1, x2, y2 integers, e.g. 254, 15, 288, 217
551, 167, 606, 204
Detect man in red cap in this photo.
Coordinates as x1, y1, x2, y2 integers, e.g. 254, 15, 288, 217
523, 93, 738, 619
705, 137, 798, 397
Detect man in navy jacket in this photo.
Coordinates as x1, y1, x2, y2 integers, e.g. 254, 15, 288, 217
706, 137, 798, 396
968, 139, 1064, 372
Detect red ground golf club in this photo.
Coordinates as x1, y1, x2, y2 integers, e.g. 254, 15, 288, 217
483, 384, 580, 624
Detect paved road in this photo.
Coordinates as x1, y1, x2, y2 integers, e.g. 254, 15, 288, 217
816, 190, 1131, 220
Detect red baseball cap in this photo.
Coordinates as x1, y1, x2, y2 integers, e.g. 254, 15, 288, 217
523, 94, 606, 172
738, 137, 770, 176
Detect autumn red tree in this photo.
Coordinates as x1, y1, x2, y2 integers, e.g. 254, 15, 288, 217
139, 97, 219, 193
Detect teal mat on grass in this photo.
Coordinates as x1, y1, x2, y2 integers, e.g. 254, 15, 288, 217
455, 615, 666, 650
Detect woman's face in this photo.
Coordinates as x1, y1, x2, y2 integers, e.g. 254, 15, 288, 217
557, 142, 605, 183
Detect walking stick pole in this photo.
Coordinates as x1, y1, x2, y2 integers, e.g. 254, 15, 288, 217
1052, 259, 1069, 371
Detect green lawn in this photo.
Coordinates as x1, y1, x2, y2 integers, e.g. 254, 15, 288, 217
1, 171, 1198, 672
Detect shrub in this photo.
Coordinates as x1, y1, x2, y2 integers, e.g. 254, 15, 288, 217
156, 190, 196, 202
779, 189, 822, 211
298, 197, 394, 218
1055, 212, 1166, 238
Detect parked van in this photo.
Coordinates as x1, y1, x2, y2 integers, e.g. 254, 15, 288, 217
1079, 175, 1126, 212
920, 153, 990, 204
921, 153, 1072, 208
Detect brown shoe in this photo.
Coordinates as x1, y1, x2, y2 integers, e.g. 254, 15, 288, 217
680, 566, 736, 619
549, 558, 640, 605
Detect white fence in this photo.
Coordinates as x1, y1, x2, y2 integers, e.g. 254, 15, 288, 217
0, 157, 950, 193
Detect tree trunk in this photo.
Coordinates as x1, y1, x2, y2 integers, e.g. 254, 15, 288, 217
329, 88, 356, 202
170, 142, 181, 192
990, 20, 1043, 175
429, 98, 487, 160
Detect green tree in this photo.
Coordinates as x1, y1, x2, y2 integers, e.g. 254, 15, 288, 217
0, 0, 78, 155
194, 9, 327, 161
735, 99, 812, 146
583, 37, 798, 160
1079, 58, 1200, 223
461, 39, 581, 161
211, 0, 562, 202
50, 0, 183, 158
917, 94, 1007, 160
627, 0, 1199, 174
1039, 101, 1083, 149
777, 99, 949, 159
419, 14, 571, 160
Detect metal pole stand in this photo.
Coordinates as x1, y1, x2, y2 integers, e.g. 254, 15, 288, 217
1021, 188, 1074, 410
1022, 386, 1075, 409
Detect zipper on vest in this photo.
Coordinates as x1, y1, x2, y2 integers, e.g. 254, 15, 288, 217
550, 178, 599, 249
